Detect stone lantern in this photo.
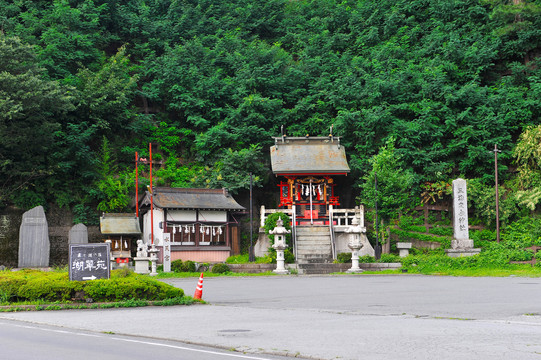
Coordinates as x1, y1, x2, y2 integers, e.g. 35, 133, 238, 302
148, 241, 159, 276
344, 217, 364, 273
269, 218, 291, 274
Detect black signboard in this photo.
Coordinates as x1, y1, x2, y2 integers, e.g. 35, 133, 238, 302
69, 243, 111, 281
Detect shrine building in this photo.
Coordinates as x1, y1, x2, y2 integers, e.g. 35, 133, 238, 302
270, 135, 350, 225
258, 134, 374, 270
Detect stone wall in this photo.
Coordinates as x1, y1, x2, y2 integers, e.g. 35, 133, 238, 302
0, 205, 102, 268
0, 207, 23, 267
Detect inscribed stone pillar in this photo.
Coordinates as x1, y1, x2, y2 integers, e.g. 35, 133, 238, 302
451, 179, 474, 250
18, 206, 50, 268
69, 224, 88, 244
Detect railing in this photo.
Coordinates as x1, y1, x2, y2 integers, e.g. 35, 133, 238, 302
329, 205, 336, 260
260, 206, 297, 259
260, 206, 295, 227
261, 205, 365, 228
332, 206, 365, 228
292, 207, 297, 261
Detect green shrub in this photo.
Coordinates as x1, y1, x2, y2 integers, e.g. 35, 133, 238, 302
429, 227, 453, 236
84, 276, 183, 302
378, 253, 401, 263
390, 227, 451, 248
16, 273, 82, 302
359, 255, 375, 263
171, 259, 196, 272
337, 252, 352, 263
398, 216, 425, 232
263, 212, 292, 245
171, 259, 184, 273
226, 254, 250, 264
211, 263, 230, 274
181, 260, 196, 272
269, 248, 295, 263
0, 269, 184, 304
255, 255, 273, 264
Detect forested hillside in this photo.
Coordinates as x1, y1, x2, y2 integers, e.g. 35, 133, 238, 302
1, 0, 540, 226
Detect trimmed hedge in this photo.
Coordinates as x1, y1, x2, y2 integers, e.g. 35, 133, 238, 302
0, 269, 184, 304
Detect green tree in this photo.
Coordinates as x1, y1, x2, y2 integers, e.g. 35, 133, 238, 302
91, 137, 132, 213
512, 125, 541, 210
0, 35, 74, 207
359, 137, 415, 224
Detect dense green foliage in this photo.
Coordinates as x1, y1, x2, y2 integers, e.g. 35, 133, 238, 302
0, 269, 185, 304
1, 0, 540, 228
210, 263, 231, 274
171, 259, 197, 273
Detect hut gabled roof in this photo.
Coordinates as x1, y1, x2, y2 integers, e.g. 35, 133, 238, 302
140, 187, 245, 211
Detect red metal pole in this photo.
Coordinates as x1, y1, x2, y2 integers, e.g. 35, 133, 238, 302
150, 143, 154, 246
494, 144, 500, 243
135, 151, 139, 218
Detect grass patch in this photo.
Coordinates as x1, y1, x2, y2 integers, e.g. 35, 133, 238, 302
156, 271, 277, 278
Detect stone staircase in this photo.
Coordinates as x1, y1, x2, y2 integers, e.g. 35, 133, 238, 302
295, 226, 337, 274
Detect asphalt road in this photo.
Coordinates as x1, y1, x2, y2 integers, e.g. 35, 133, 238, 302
1, 275, 541, 359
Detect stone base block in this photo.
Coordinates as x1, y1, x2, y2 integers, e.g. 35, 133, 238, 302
451, 239, 474, 249
397, 242, 412, 257
445, 248, 481, 258
134, 257, 150, 274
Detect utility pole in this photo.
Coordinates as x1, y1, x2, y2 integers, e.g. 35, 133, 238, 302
135, 151, 139, 218
493, 144, 501, 243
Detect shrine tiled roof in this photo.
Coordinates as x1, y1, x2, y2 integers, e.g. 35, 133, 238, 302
270, 136, 350, 175
140, 187, 245, 211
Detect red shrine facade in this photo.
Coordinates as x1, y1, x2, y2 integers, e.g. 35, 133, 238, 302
270, 135, 350, 225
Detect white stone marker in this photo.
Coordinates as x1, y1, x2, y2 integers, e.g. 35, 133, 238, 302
451, 178, 474, 249
447, 178, 480, 257
162, 233, 171, 273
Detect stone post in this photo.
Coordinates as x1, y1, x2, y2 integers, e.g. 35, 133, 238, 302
270, 218, 290, 274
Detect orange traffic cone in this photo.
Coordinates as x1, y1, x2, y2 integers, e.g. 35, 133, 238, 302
194, 272, 204, 300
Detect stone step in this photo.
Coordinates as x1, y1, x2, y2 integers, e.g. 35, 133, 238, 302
297, 256, 333, 264
297, 242, 331, 248
296, 235, 331, 241
297, 226, 330, 234
297, 250, 332, 256
298, 263, 348, 274
297, 240, 330, 245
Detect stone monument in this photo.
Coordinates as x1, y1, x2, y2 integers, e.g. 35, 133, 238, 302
68, 223, 88, 244
18, 206, 50, 268
446, 178, 481, 257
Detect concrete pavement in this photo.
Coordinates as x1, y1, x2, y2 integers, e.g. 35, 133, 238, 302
1, 275, 541, 359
